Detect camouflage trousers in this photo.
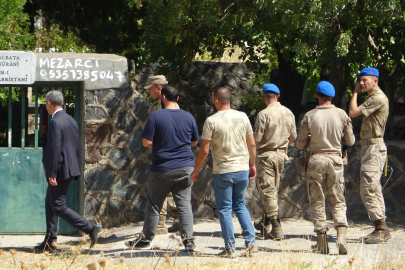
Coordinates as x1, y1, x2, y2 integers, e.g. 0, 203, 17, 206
256, 151, 288, 218
360, 140, 387, 221
160, 193, 177, 216
307, 154, 347, 233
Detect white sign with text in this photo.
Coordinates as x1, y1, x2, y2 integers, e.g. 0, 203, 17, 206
0, 51, 36, 84
35, 53, 128, 90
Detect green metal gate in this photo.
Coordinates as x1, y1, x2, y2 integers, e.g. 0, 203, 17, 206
0, 85, 82, 234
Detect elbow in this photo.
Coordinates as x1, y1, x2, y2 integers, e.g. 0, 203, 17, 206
198, 147, 210, 157
348, 109, 358, 118
288, 137, 296, 145
201, 149, 210, 156
296, 142, 305, 150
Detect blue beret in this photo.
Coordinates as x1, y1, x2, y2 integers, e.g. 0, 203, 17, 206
262, 83, 280, 94
316, 81, 335, 97
358, 67, 379, 79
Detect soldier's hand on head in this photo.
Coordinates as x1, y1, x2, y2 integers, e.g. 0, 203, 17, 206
354, 83, 362, 94
190, 170, 199, 182
249, 165, 256, 180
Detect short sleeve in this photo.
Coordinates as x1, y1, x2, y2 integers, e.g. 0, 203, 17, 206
142, 115, 156, 141
359, 96, 383, 117
253, 112, 265, 142
201, 119, 214, 140
342, 115, 355, 146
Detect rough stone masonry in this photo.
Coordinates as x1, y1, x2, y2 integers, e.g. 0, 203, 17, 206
83, 61, 405, 228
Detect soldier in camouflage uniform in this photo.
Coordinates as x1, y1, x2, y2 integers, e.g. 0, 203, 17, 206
253, 83, 296, 240
349, 67, 390, 244
144, 75, 179, 234
297, 81, 355, 254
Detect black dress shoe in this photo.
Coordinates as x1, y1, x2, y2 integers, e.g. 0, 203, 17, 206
35, 240, 57, 252
89, 224, 102, 248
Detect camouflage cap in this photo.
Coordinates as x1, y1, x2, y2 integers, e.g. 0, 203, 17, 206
144, 75, 168, 89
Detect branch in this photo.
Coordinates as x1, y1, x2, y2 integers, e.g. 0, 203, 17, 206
389, 61, 398, 76
366, 28, 381, 61
219, 2, 237, 21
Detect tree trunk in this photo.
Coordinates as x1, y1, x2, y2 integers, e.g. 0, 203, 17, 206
274, 46, 307, 121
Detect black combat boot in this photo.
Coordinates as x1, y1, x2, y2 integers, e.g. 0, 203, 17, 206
254, 214, 271, 235
265, 217, 284, 240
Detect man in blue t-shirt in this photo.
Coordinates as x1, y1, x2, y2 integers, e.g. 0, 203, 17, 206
126, 85, 199, 251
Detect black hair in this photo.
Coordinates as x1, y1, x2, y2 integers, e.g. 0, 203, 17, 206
161, 85, 179, 102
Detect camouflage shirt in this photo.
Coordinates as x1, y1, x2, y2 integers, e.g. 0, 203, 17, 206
201, 109, 253, 174
296, 105, 355, 152
253, 102, 296, 150
358, 87, 389, 140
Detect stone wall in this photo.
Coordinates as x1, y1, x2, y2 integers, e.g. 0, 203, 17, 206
83, 61, 405, 228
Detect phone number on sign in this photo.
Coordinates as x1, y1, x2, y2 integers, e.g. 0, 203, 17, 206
39, 69, 124, 82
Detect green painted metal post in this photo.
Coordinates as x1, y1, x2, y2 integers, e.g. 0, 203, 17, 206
62, 87, 66, 111
8, 87, 12, 149
21, 87, 26, 149
34, 88, 38, 149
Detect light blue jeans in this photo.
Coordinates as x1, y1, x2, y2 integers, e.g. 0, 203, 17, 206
212, 170, 256, 250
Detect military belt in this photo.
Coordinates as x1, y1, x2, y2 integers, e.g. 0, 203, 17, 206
360, 138, 384, 146
311, 151, 341, 156
258, 147, 286, 155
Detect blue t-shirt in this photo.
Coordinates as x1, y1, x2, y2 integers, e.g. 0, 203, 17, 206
142, 109, 199, 172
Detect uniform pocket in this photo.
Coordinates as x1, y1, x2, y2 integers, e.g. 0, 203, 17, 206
379, 144, 387, 153
361, 164, 379, 173
330, 156, 343, 168
360, 165, 380, 191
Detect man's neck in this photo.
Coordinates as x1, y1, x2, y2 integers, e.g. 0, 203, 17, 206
163, 101, 179, 109
265, 99, 278, 106
49, 106, 63, 115
216, 104, 231, 111
367, 85, 378, 95
318, 100, 332, 107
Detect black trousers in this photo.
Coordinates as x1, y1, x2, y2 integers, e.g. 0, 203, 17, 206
45, 178, 93, 242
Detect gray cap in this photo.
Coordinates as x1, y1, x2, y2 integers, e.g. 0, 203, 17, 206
144, 75, 168, 89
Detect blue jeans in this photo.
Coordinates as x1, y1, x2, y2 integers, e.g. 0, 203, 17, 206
212, 170, 256, 250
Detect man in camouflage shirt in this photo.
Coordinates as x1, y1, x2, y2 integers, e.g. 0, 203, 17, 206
297, 81, 355, 254
349, 67, 390, 244
253, 83, 296, 240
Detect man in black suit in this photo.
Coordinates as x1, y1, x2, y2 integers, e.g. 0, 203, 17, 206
36, 90, 101, 251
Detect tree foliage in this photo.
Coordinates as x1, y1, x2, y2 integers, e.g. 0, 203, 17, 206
1, 0, 405, 132
0, 0, 33, 50
34, 0, 144, 61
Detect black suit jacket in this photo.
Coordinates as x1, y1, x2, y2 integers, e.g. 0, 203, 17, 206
42, 110, 81, 182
